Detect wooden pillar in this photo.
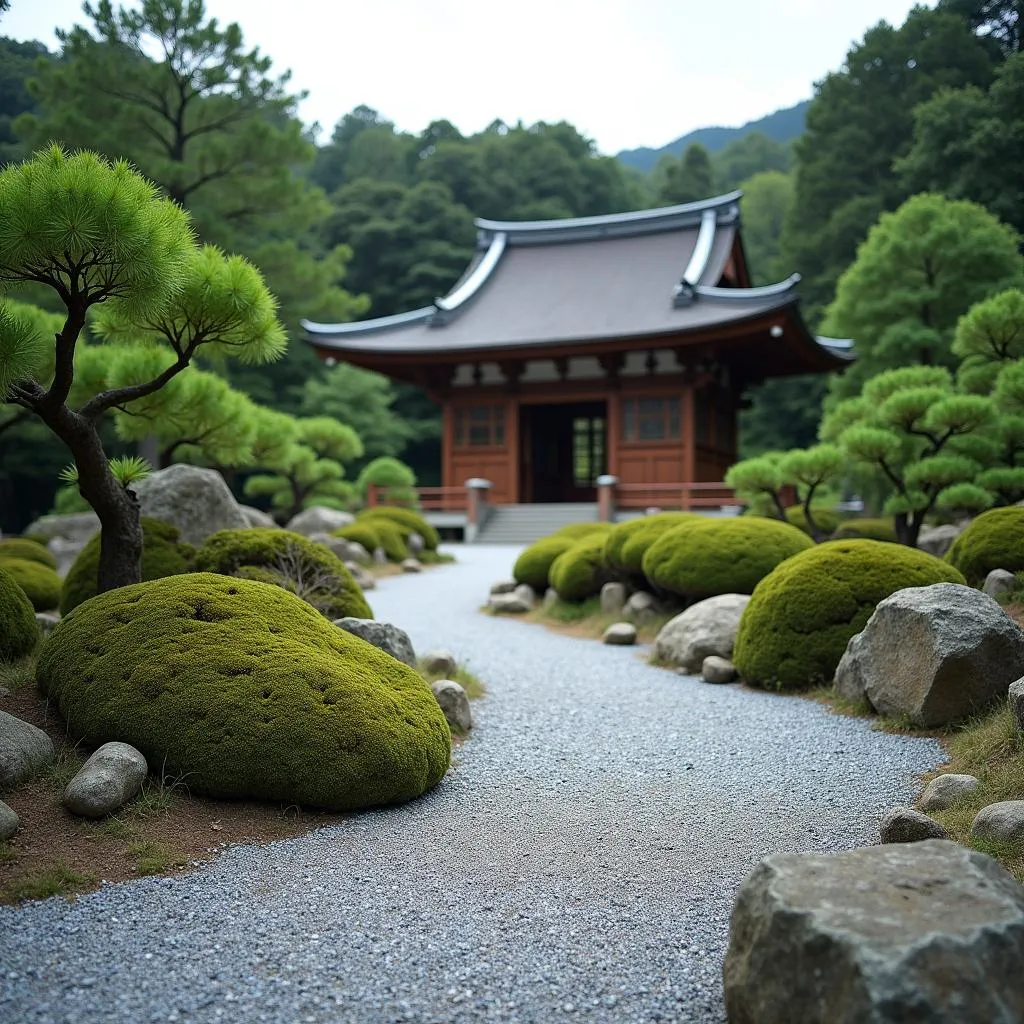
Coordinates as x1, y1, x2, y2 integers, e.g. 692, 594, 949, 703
507, 396, 521, 504
682, 383, 696, 510
606, 392, 620, 483
442, 402, 455, 490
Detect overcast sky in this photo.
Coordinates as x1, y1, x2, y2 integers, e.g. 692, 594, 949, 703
6, 0, 930, 154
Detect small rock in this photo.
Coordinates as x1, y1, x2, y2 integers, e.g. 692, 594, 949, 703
35, 611, 60, 634
422, 650, 458, 677
430, 680, 472, 732
879, 806, 950, 843
653, 594, 750, 672
0, 710, 54, 787
284, 506, 355, 536
334, 618, 416, 667
602, 622, 637, 646
513, 583, 536, 609
624, 591, 659, 622
489, 580, 518, 596
542, 587, 559, 612
971, 801, 1024, 843
701, 655, 738, 684
63, 742, 148, 819
916, 523, 962, 557
983, 568, 1018, 602
0, 799, 19, 840
1009, 677, 1024, 735
723, 840, 1024, 1024
343, 562, 376, 591
407, 532, 425, 556
345, 542, 372, 566
918, 773, 980, 812
239, 505, 278, 528
373, 547, 388, 565
401, 558, 423, 573
489, 593, 531, 614
600, 582, 627, 616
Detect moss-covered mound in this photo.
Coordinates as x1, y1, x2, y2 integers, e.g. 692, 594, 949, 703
553, 522, 612, 541
38, 574, 449, 810
2, 558, 62, 612
61, 517, 195, 616
549, 532, 610, 602
513, 534, 577, 592
831, 517, 898, 543
782, 505, 841, 537
360, 507, 440, 550
946, 507, 1024, 585
733, 539, 966, 691
604, 513, 695, 582
193, 528, 372, 619
642, 517, 813, 599
333, 522, 381, 556
0, 565, 40, 662
369, 518, 409, 562
0, 538, 57, 570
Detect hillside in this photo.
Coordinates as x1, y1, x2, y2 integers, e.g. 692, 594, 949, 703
617, 99, 809, 173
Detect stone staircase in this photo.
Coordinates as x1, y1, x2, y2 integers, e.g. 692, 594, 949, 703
475, 503, 600, 544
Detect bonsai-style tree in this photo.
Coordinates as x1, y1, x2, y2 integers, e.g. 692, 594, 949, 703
244, 414, 363, 520
355, 456, 418, 506
953, 288, 1024, 394
0, 147, 284, 591
820, 366, 994, 545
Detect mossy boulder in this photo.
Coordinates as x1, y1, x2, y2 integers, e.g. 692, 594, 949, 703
832, 517, 898, 543
193, 528, 372, 619
549, 532, 610, 602
513, 534, 577, 592
643, 517, 814, 599
359, 507, 440, 550
946, 508, 1024, 585
37, 574, 449, 810
2, 558, 62, 612
733, 539, 966, 691
0, 565, 40, 662
333, 522, 382, 556
0, 538, 57, 570
61, 517, 195, 615
604, 513, 695, 583
369, 519, 409, 562
553, 523, 612, 542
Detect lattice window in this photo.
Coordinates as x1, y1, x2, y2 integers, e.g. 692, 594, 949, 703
454, 405, 505, 447
621, 397, 681, 442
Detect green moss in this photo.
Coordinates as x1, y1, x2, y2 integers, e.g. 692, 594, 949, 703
733, 539, 966, 692
0, 565, 40, 663
604, 513, 695, 582
359, 507, 440, 550
193, 528, 372, 619
642, 517, 814, 599
782, 505, 841, 537
38, 574, 449, 810
333, 522, 381, 555
513, 535, 577, 592
2, 558, 61, 612
832, 517, 898, 543
0, 539, 57, 570
368, 519, 409, 562
946, 507, 1024, 585
549, 532, 609, 602
552, 523, 612, 541
61, 517, 195, 615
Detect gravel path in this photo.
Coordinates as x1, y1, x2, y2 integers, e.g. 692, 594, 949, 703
1, 545, 945, 1024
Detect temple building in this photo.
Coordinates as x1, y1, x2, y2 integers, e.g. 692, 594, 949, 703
303, 191, 850, 517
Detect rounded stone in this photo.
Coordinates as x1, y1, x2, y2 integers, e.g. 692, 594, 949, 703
421, 649, 458, 677
602, 622, 637, 646
879, 806, 950, 844
430, 680, 472, 733
971, 801, 1024, 843
63, 742, 148, 819
701, 655, 738, 684
0, 798, 19, 840
918, 773, 980, 812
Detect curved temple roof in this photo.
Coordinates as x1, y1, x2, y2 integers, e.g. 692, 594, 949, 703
303, 191, 851, 365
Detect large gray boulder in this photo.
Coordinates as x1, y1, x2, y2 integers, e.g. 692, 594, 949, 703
239, 505, 278, 529
917, 523, 963, 557
0, 710, 54, 787
833, 631, 869, 703
334, 618, 416, 667
0, 799, 18, 840
653, 594, 750, 672
971, 801, 1024, 843
856, 584, 1024, 727
63, 742, 148, 819
430, 680, 472, 732
133, 463, 247, 545
23, 512, 100, 576
285, 506, 354, 536
723, 840, 1024, 1024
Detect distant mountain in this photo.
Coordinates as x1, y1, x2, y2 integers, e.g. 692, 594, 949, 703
617, 100, 810, 174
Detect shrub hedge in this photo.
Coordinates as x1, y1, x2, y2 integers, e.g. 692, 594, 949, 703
549, 532, 610, 602
359, 507, 440, 550
513, 535, 577, 592
38, 574, 449, 810
733, 539, 966, 691
333, 522, 382, 556
0, 564, 40, 662
946, 507, 1024, 585
0, 538, 58, 570
2, 558, 61, 612
604, 513, 695, 582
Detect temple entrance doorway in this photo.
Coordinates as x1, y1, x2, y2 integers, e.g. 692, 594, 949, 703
520, 401, 607, 503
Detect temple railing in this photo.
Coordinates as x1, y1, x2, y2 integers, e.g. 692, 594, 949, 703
365, 480, 494, 539
597, 476, 738, 518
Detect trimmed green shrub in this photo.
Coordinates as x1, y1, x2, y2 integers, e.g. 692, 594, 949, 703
333, 522, 382, 555
643, 517, 813, 599
360, 506, 440, 550
193, 528, 372, 619
356, 457, 417, 503
734, 539, 966, 691
369, 519, 409, 562
553, 523, 612, 541
946, 507, 1024, 585
0, 565, 40, 662
832, 517, 898, 543
604, 513, 695, 582
513, 535, 577, 592
549, 532, 610, 602
38, 574, 449, 810
0, 538, 57, 569
3, 558, 62, 612
61, 517, 195, 616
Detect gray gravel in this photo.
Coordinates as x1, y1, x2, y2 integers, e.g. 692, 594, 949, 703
0, 544, 945, 1023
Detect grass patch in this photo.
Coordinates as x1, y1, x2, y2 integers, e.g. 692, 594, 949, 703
126, 838, 187, 876
0, 841, 14, 864
806, 685, 950, 736
40, 746, 84, 791
419, 550, 455, 565
418, 663, 485, 701
0, 655, 36, 694
5, 862, 95, 902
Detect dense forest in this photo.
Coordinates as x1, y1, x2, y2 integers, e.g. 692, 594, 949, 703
1, 0, 1022, 532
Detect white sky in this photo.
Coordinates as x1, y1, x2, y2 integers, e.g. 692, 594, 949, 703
6, 0, 930, 155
